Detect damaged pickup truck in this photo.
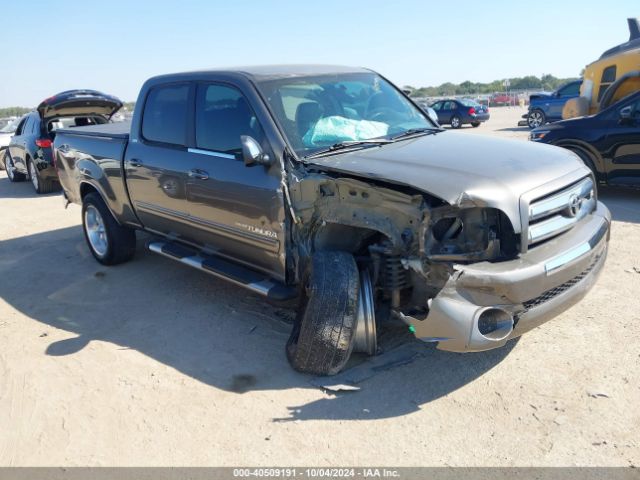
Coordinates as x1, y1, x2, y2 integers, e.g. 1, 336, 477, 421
53, 66, 611, 375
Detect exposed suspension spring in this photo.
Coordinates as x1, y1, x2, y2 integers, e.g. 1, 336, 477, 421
384, 253, 407, 290
381, 243, 407, 309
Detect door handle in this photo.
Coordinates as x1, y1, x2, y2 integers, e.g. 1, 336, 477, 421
129, 159, 143, 167
188, 169, 209, 180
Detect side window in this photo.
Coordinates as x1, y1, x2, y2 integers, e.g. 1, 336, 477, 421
597, 66, 617, 103
558, 82, 580, 97
431, 102, 442, 111
195, 83, 263, 155
601, 66, 616, 84
14, 118, 27, 136
142, 83, 190, 146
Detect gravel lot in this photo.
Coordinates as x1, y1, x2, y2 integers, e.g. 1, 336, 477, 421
0, 107, 638, 466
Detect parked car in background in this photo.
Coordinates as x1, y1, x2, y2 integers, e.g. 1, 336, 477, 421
53, 65, 608, 376
526, 80, 582, 128
530, 90, 640, 186
430, 98, 489, 128
4, 90, 121, 193
0, 118, 20, 170
490, 93, 514, 106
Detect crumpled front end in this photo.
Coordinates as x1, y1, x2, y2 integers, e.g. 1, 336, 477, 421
406, 199, 610, 352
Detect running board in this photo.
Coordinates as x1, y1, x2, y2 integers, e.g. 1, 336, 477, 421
147, 241, 297, 301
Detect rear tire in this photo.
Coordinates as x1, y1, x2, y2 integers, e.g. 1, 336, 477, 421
28, 158, 58, 194
82, 192, 136, 265
450, 115, 462, 129
286, 251, 359, 376
5, 153, 25, 182
471, 122, 480, 128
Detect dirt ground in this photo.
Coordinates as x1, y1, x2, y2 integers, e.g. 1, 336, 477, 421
0, 107, 639, 466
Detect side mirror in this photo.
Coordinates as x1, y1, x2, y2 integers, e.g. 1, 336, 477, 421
241, 135, 272, 167
619, 105, 633, 122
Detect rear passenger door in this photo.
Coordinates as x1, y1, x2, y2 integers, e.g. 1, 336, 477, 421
182, 82, 285, 279
124, 82, 196, 239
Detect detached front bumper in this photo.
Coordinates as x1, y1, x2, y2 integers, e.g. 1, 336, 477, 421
408, 201, 610, 352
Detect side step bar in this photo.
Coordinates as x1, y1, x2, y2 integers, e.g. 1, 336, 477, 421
148, 241, 297, 301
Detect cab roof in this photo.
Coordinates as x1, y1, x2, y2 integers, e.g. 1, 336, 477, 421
147, 65, 373, 83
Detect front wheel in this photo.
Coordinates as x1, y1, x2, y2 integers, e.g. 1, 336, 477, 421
450, 115, 462, 129
527, 109, 546, 129
82, 192, 136, 265
286, 251, 360, 375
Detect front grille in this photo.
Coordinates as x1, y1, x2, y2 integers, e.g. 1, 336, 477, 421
521, 253, 602, 312
527, 177, 596, 247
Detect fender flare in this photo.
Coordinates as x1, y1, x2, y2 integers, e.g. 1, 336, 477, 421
78, 180, 124, 226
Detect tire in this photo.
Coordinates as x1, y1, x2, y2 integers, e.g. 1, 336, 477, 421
27, 158, 58, 194
527, 109, 546, 129
0, 150, 5, 171
4, 153, 26, 182
82, 192, 136, 265
450, 115, 462, 129
286, 251, 359, 376
471, 122, 481, 128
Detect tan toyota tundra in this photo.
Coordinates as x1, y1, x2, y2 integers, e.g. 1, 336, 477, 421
48, 65, 611, 375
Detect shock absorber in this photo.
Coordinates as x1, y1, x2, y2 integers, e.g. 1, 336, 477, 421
382, 243, 407, 309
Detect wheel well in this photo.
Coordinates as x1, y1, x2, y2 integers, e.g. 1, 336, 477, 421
554, 141, 603, 181
313, 223, 381, 255
80, 182, 99, 200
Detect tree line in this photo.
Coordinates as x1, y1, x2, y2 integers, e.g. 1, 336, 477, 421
405, 74, 580, 97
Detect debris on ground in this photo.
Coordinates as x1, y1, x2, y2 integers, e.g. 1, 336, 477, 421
315, 384, 361, 393
587, 391, 611, 399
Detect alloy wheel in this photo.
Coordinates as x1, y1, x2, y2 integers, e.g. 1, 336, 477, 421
6, 157, 15, 180
528, 111, 544, 128
84, 205, 108, 257
29, 162, 39, 191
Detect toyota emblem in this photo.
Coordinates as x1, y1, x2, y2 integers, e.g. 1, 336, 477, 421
567, 193, 582, 217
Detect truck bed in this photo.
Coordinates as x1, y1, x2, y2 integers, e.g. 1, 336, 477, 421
56, 120, 131, 139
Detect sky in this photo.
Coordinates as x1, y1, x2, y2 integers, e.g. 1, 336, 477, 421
0, 0, 637, 107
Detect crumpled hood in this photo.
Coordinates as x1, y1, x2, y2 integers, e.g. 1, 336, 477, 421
306, 131, 588, 233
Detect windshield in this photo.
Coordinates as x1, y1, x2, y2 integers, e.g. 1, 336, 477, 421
0, 118, 20, 133
256, 72, 435, 157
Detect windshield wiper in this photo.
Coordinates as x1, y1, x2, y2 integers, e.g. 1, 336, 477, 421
304, 139, 393, 160
390, 128, 442, 141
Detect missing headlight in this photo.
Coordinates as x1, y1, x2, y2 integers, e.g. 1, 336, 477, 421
433, 217, 463, 241
424, 208, 518, 262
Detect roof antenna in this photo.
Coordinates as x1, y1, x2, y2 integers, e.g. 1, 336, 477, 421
629, 18, 640, 41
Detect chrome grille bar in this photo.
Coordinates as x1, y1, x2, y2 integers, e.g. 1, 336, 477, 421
527, 176, 596, 246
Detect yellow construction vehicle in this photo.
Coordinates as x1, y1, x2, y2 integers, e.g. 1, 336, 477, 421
563, 18, 640, 119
